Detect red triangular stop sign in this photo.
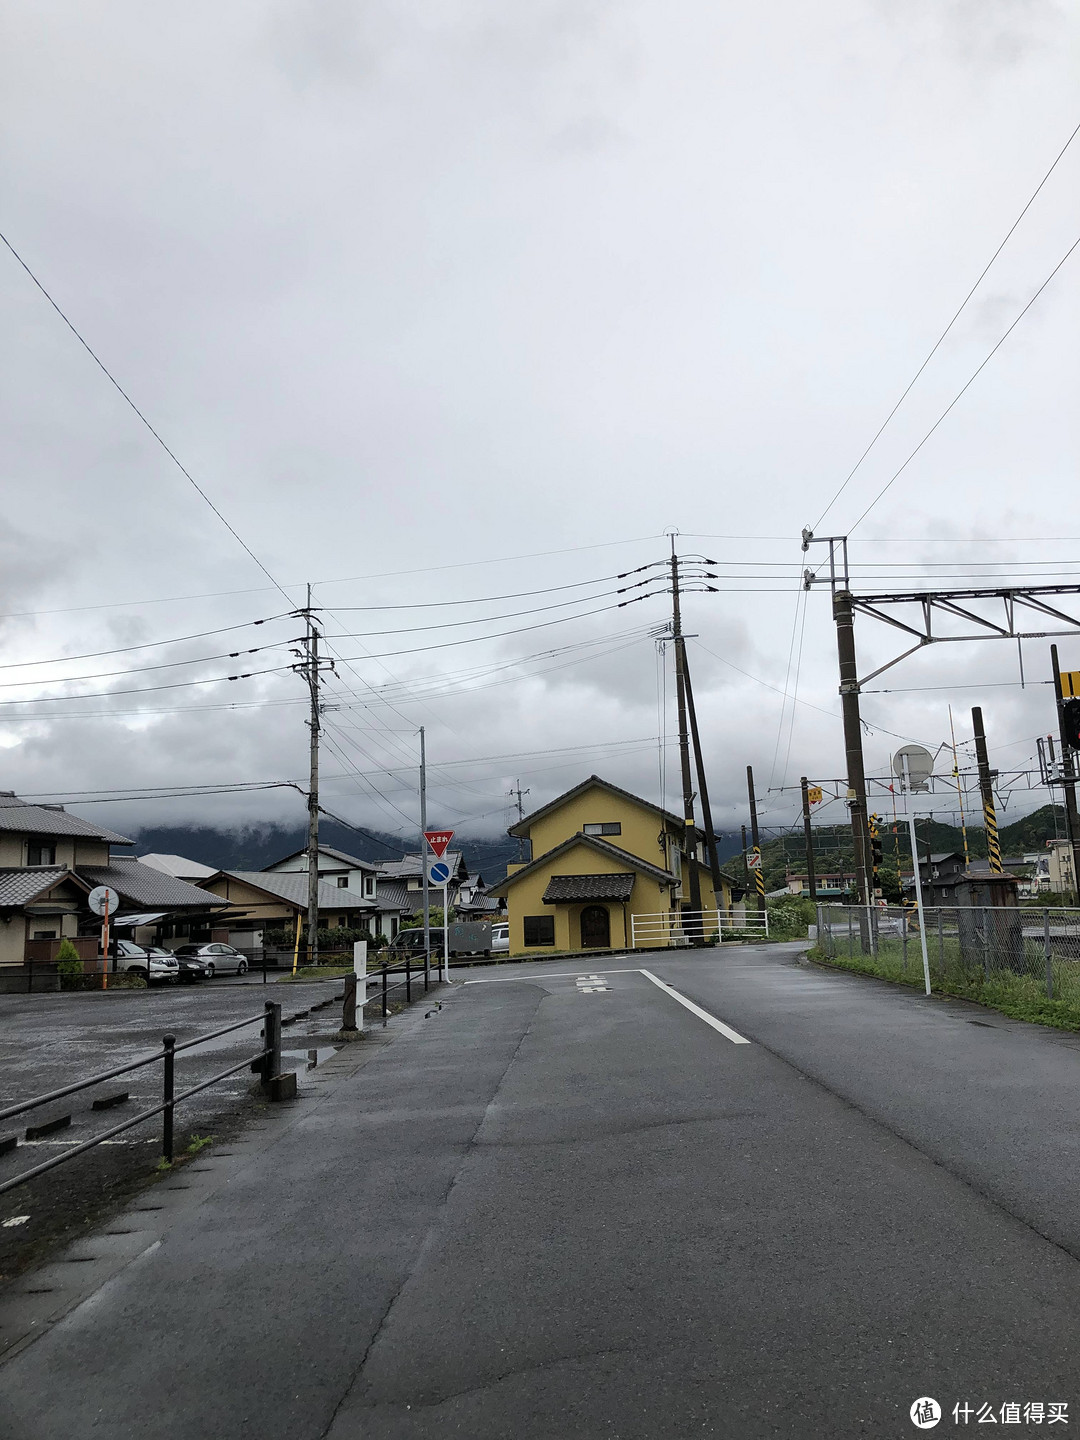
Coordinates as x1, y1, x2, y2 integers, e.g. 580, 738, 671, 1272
424, 830, 454, 860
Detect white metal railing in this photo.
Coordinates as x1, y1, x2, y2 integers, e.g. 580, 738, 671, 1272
629, 908, 769, 948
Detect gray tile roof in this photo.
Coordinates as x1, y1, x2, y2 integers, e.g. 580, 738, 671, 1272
0, 867, 85, 906
263, 845, 380, 873
0, 794, 132, 844
542, 873, 636, 904
378, 852, 464, 879
216, 871, 377, 911
374, 879, 411, 912
80, 859, 220, 910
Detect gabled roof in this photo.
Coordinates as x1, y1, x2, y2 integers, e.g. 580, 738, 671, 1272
0, 867, 91, 907
262, 845, 380, 873
207, 870, 377, 911
507, 775, 695, 840
81, 858, 222, 910
374, 879, 411, 911
138, 853, 217, 880
0, 793, 133, 845
377, 851, 467, 880
489, 832, 677, 898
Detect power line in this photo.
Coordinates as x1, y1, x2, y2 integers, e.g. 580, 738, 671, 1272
849, 230, 1080, 533
0, 230, 295, 607
0, 614, 291, 671
0, 665, 289, 706
0, 640, 295, 690
813, 115, 1080, 528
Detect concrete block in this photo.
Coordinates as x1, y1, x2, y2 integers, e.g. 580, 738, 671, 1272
267, 1072, 297, 1102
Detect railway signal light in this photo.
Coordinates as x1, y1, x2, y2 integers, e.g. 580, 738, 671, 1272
1063, 697, 1080, 750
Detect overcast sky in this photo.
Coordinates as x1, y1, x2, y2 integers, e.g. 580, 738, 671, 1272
1, 0, 1078, 850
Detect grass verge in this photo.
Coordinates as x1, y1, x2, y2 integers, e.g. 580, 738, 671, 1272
807, 945, 1080, 1031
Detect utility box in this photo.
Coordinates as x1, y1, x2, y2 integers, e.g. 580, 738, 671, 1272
448, 920, 492, 956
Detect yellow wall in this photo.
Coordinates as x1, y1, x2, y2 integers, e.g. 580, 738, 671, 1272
201, 875, 296, 925
504, 837, 673, 955
0, 835, 113, 868
523, 785, 670, 871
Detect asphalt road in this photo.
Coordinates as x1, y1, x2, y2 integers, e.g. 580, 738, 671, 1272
2, 943, 1079, 1439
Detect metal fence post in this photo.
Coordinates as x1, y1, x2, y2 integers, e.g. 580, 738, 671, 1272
937, 911, 944, 978
162, 1034, 175, 1163
381, 962, 388, 1024
1044, 911, 1054, 1000
263, 1001, 281, 1085
406, 956, 412, 1003
342, 973, 358, 1033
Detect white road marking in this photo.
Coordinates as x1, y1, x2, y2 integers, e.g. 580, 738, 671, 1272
463, 968, 641, 984
639, 969, 750, 1044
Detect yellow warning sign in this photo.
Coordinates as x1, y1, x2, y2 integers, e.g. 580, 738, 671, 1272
1061, 671, 1080, 698
807, 786, 823, 806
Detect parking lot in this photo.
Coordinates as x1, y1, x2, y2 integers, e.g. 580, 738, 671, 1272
0, 976, 365, 1281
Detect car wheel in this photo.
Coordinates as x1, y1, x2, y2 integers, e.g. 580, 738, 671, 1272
204, 962, 215, 978
236, 958, 248, 976
136, 968, 150, 983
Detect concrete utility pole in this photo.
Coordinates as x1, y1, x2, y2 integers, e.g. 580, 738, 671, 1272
971, 707, 1002, 874
1050, 644, 1080, 899
420, 727, 430, 982
669, 539, 703, 918
800, 776, 817, 901
681, 646, 726, 910
741, 824, 750, 897
746, 765, 766, 918
510, 780, 530, 862
302, 584, 324, 967
832, 588, 871, 907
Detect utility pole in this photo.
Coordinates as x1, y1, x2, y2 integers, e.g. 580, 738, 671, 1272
1050, 645, 1080, 899
510, 780, 530, 862
681, 647, 726, 912
832, 587, 871, 908
741, 824, 750, 898
746, 765, 766, 919
420, 726, 430, 983
669, 539, 703, 919
800, 777, 817, 901
292, 585, 334, 968
971, 707, 1002, 874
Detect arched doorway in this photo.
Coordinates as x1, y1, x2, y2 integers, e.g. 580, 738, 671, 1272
580, 905, 610, 949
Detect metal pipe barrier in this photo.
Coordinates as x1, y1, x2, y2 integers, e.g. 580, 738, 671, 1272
630, 909, 770, 948
0, 1001, 284, 1195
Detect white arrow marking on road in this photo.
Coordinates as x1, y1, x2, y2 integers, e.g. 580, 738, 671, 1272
639, 969, 750, 1044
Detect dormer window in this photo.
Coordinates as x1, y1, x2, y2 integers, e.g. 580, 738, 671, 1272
583, 822, 621, 837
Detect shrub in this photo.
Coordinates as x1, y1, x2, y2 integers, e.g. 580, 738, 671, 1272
766, 895, 817, 940
56, 939, 83, 979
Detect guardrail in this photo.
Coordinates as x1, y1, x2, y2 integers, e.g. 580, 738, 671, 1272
0, 1002, 284, 1194
629, 909, 770, 948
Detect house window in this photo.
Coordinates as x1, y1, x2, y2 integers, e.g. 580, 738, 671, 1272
408, 877, 422, 890
364, 876, 375, 897
583, 823, 621, 837
27, 843, 56, 866
523, 915, 555, 946
336, 876, 348, 888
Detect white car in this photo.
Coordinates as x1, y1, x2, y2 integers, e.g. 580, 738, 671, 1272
106, 939, 179, 985
490, 923, 510, 954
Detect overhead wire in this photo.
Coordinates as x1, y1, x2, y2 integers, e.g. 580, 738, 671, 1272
814, 114, 1080, 530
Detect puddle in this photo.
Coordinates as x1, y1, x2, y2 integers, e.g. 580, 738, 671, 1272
282, 1047, 337, 1070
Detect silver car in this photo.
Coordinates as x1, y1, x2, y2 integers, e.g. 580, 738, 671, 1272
172, 943, 250, 978
490, 923, 510, 954
106, 939, 179, 985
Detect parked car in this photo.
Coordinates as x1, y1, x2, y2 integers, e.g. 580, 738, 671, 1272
104, 939, 179, 985
391, 928, 444, 960
172, 942, 250, 978
490, 923, 510, 954
172, 953, 210, 984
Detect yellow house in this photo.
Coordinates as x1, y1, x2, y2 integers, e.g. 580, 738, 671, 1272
491, 776, 738, 955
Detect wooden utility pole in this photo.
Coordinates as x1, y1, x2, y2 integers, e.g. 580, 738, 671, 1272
746, 765, 766, 918
1050, 644, 1080, 899
669, 540, 703, 918
971, 707, 1002, 874
800, 776, 817, 901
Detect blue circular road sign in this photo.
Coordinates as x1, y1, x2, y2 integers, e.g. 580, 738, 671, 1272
429, 861, 451, 885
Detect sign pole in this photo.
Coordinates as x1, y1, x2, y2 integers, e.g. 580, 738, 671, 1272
907, 812, 932, 996
443, 882, 450, 982
101, 892, 110, 991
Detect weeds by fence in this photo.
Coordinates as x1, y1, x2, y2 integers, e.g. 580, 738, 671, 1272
814, 904, 1080, 1030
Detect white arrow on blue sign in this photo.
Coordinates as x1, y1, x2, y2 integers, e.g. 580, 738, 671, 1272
429, 861, 451, 885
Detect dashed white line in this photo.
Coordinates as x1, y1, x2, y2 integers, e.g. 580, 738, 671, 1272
638, 969, 750, 1044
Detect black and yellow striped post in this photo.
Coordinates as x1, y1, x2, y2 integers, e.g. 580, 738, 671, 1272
971, 706, 1003, 874
752, 846, 766, 904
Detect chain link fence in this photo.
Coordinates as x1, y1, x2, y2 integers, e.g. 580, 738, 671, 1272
816, 904, 1080, 1007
